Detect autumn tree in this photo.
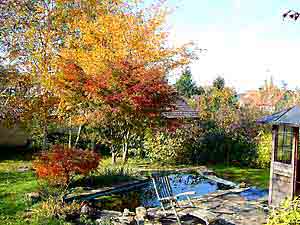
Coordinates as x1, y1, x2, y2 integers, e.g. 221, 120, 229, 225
33, 145, 100, 186
1, 0, 194, 157
199, 78, 238, 133
0, 0, 66, 148
52, 1, 193, 162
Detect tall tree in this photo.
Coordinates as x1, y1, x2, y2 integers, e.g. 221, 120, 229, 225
175, 67, 203, 98
198, 85, 238, 133
213, 76, 225, 90
1, 1, 194, 158
54, 0, 194, 161
0, 0, 67, 148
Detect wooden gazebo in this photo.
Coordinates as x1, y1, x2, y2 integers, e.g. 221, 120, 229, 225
258, 105, 300, 206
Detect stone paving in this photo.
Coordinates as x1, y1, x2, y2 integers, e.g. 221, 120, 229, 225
89, 188, 268, 225
192, 190, 268, 225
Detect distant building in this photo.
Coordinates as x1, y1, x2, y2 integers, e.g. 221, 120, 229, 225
161, 96, 199, 131
161, 97, 199, 119
238, 89, 297, 112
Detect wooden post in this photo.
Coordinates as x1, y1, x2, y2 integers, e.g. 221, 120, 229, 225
269, 125, 278, 206
292, 127, 299, 198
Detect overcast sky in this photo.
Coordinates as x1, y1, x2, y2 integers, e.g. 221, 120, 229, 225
165, 0, 300, 93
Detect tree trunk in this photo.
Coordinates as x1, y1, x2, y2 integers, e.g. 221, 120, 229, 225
74, 124, 82, 148
68, 128, 72, 149
68, 118, 72, 148
91, 138, 95, 150
112, 150, 117, 165
122, 142, 128, 164
42, 124, 48, 150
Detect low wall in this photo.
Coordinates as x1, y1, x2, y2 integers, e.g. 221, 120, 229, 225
0, 125, 28, 147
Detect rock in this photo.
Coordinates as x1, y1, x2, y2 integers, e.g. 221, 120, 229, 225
123, 208, 130, 216
135, 207, 147, 224
123, 208, 135, 217
25, 192, 40, 204
239, 182, 247, 188
95, 218, 102, 224
119, 215, 136, 225
96, 218, 116, 225
145, 221, 162, 225
80, 203, 94, 215
17, 166, 30, 172
22, 210, 33, 219
136, 207, 147, 218
99, 209, 122, 218
146, 208, 160, 220
202, 169, 216, 176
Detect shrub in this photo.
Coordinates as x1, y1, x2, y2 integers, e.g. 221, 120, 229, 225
185, 127, 257, 166
267, 198, 300, 225
33, 145, 100, 185
144, 128, 186, 162
28, 195, 80, 225
255, 131, 272, 168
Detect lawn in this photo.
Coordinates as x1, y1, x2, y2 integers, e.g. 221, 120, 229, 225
209, 164, 270, 189
0, 157, 270, 225
103, 157, 270, 189
0, 160, 39, 224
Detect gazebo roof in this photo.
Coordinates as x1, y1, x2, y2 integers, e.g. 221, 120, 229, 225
257, 105, 300, 127
161, 97, 199, 119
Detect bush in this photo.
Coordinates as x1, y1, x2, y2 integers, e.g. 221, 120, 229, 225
256, 131, 272, 168
144, 128, 185, 162
184, 127, 257, 166
33, 145, 100, 186
267, 198, 300, 225
27, 195, 80, 225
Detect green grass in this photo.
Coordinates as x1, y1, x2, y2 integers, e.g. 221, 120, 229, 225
209, 164, 270, 189
126, 158, 270, 189
97, 157, 271, 189
0, 157, 270, 225
0, 160, 39, 223
71, 157, 139, 190
126, 157, 203, 171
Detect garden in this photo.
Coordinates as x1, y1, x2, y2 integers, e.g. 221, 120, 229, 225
1, 0, 300, 225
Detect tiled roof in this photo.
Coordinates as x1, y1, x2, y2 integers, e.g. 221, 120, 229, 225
239, 89, 285, 109
162, 97, 199, 119
257, 105, 300, 127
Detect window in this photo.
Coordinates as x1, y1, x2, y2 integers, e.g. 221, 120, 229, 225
276, 126, 293, 164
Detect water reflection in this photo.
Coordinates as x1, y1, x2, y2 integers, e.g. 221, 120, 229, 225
94, 173, 231, 211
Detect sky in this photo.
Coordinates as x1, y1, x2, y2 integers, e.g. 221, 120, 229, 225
164, 0, 300, 93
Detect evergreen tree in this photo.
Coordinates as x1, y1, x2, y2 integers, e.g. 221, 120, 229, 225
213, 76, 225, 90
175, 67, 203, 98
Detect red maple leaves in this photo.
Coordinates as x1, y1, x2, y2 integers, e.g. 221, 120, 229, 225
33, 145, 100, 185
56, 60, 173, 118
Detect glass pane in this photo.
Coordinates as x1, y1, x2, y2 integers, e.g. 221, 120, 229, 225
275, 126, 293, 164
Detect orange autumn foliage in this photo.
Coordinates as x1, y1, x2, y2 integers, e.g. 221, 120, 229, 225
33, 145, 100, 186
52, 0, 194, 122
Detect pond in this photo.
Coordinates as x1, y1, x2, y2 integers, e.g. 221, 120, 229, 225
240, 187, 268, 201
93, 173, 233, 211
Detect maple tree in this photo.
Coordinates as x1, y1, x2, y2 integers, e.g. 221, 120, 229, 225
0, 0, 194, 158
33, 145, 100, 186
51, 0, 193, 161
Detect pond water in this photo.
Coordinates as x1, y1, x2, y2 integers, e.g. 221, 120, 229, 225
240, 187, 268, 201
94, 173, 233, 211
